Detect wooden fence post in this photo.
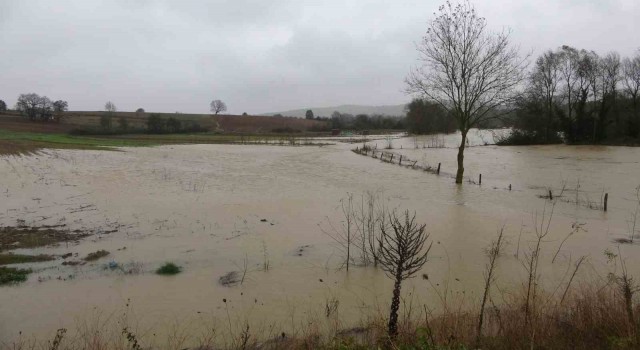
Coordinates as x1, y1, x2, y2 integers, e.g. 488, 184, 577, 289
604, 193, 608, 212
437, 163, 441, 175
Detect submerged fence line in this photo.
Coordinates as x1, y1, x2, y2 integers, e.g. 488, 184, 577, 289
352, 146, 611, 213
352, 146, 442, 176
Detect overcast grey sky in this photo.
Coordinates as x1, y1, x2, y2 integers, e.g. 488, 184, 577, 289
1, 0, 638, 114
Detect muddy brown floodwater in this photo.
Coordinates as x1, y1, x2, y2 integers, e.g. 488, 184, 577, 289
1, 130, 639, 346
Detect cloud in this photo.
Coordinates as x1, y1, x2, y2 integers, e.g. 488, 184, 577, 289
0, 0, 638, 114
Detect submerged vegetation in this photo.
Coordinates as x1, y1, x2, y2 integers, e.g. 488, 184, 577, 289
0, 129, 331, 156
0, 266, 32, 285
0, 253, 54, 266
83, 250, 110, 262
156, 262, 182, 275
0, 226, 90, 252
0, 129, 157, 156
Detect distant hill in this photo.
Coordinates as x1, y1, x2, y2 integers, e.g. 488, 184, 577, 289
263, 104, 408, 118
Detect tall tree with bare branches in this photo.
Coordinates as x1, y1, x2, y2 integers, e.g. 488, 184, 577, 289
377, 211, 432, 338
623, 51, 640, 136
210, 99, 227, 115
406, 1, 528, 183
529, 50, 562, 142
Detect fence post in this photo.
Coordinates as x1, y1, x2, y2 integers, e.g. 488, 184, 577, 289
437, 163, 441, 175
399, 155, 402, 165
604, 193, 608, 212
479, 174, 482, 185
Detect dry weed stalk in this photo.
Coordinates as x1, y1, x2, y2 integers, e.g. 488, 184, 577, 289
476, 226, 505, 348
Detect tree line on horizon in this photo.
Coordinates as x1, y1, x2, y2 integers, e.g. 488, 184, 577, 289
404, 46, 640, 144
502, 46, 640, 145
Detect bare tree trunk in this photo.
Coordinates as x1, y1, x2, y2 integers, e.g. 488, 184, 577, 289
455, 130, 467, 184
388, 270, 403, 338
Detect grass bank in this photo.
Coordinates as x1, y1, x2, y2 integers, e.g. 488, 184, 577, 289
0, 129, 331, 156
0, 129, 157, 156
4, 280, 638, 349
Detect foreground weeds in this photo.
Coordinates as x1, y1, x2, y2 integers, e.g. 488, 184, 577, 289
4, 201, 640, 349
4, 276, 639, 350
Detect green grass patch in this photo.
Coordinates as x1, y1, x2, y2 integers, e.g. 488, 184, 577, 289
0, 129, 158, 156
0, 253, 55, 265
0, 128, 330, 156
83, 250, 110, 261
0, 226, 91, 251
0, 266, 32, 285
156, 262, 182, 275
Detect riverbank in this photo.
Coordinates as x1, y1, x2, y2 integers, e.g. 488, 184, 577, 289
4, 272, 636, 349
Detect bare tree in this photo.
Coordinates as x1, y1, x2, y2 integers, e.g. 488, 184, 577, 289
596, 52, 622, 139
558, 46, 579, 132
16, 93, 41, 120
406, 1, 527, 183
476, 227, 505, 348
102, 101, 117, 130
623, 51, 640, 135
210, 99, 227, 115
15, 93, 53, 121
104, 101, 117, 113
52, 100, 68, 122
377, 211, 432, 338
0, 100, 6, 113
528, 50, 562, 141
305, 109, 314, 120
319, 194, 356, 270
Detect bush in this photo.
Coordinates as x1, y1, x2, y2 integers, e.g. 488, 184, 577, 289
0, 266, 31, 285
156, 262, 181, 275
147, 114, 166, 133
84, 250, 110, 261
166, 117, 182, 133
496, 129, 563, 146
69, 127, 146, 136
117, 117, 129, 131
100, 115, 113, 130
271, 127, 302, 133
405, 98, 456, 135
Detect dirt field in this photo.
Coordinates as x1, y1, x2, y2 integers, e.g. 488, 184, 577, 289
0, 111, 330, 155
0, 111, 327, 134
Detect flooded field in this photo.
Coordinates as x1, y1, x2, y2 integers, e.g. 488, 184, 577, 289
1, 131, 639, 346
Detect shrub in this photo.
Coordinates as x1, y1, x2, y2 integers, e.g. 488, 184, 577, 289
0, 266, 31, 285
0, 253, 54, 265
271, 127, 301, 133
496, 129, 563, 146
147, 113, 166, 133
117, 117, 129, 131
156, 262, 181, 275
84, 250, 110, 261
100, 115, 113, 130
